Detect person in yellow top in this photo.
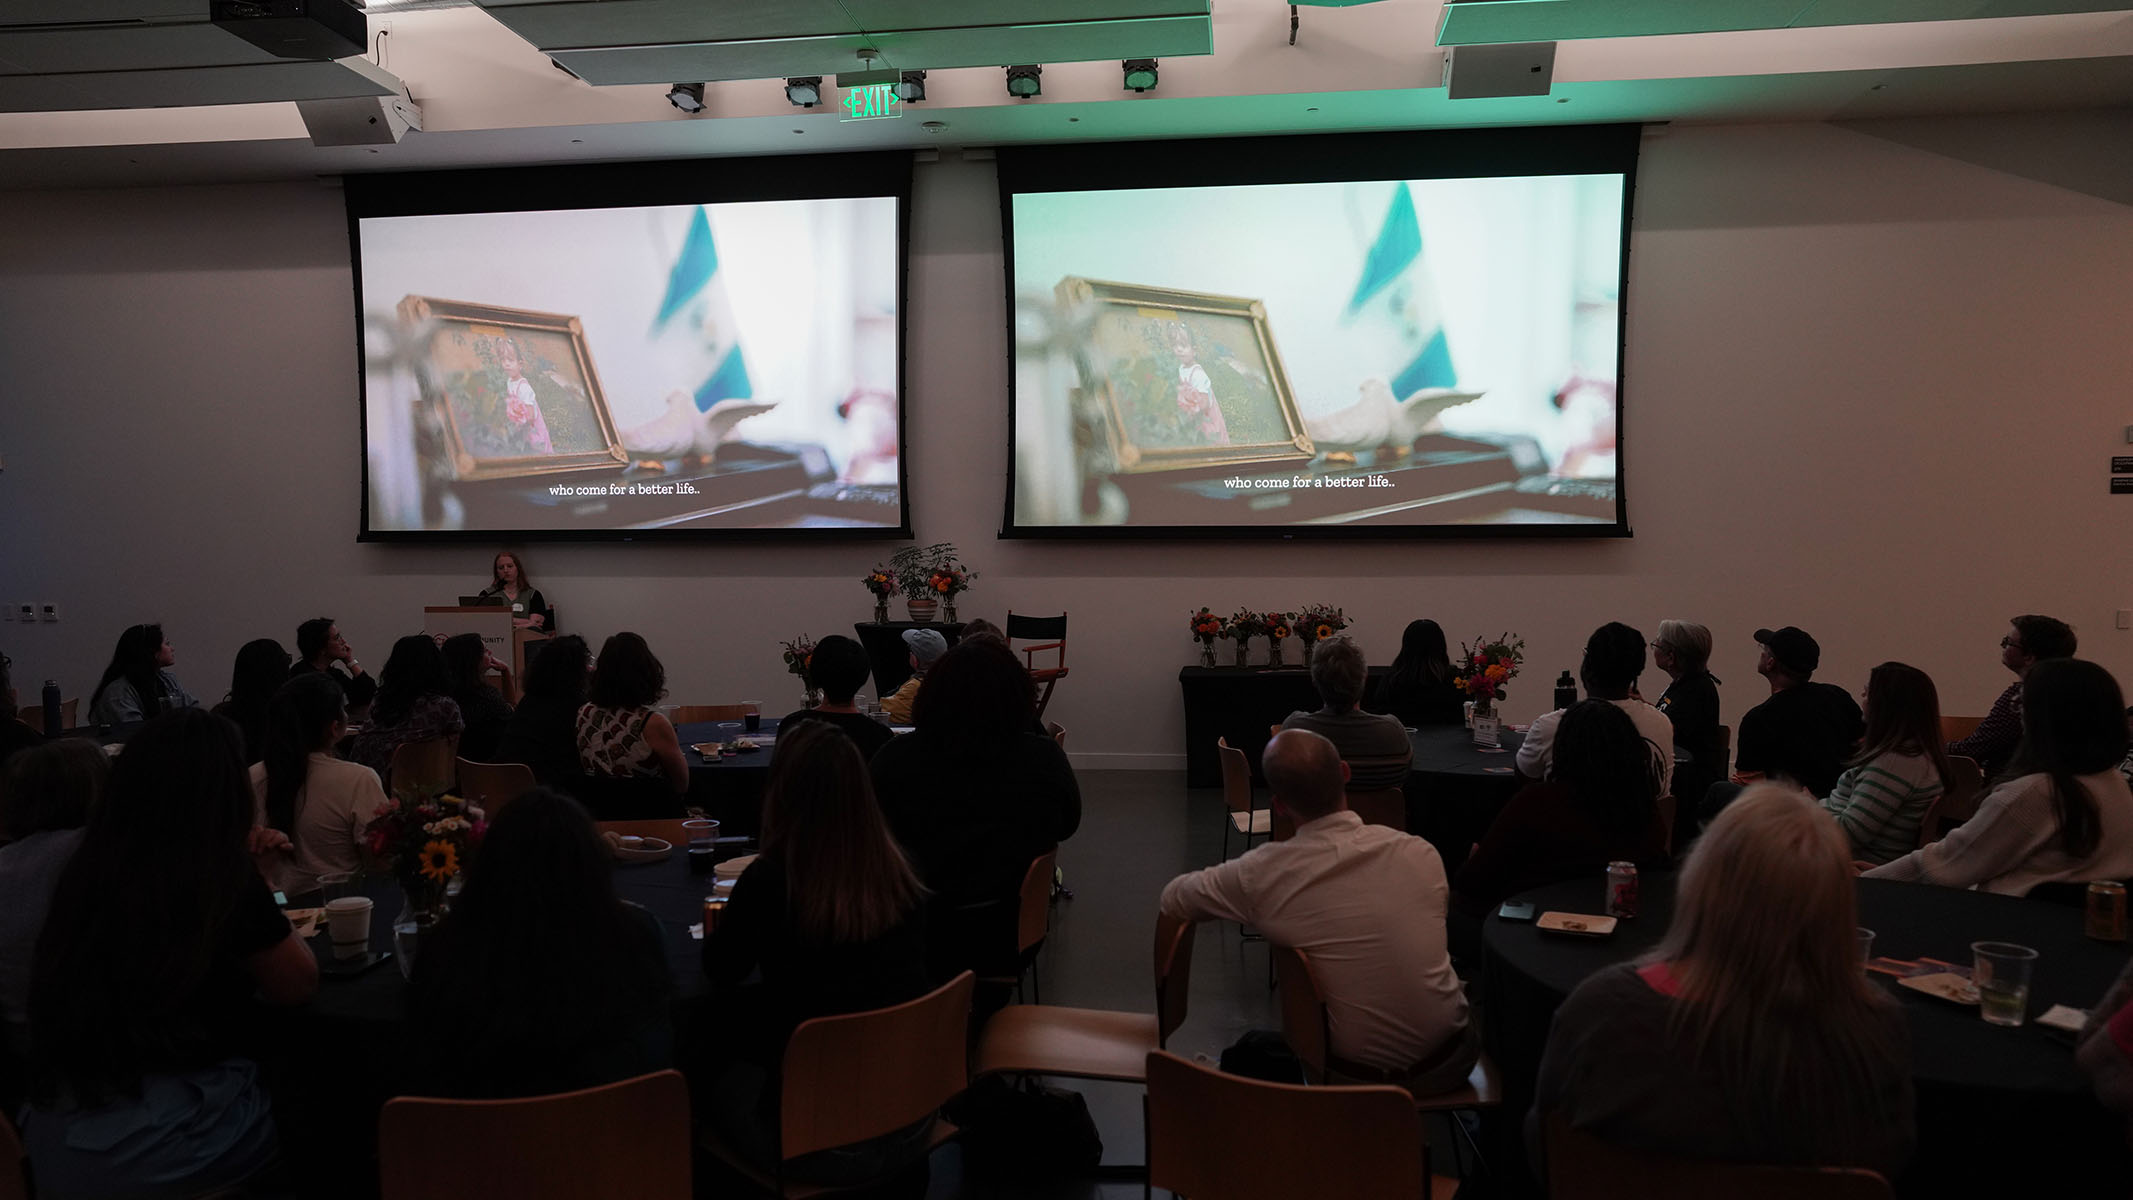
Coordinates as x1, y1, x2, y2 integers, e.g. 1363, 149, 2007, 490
880, 629, 948, 724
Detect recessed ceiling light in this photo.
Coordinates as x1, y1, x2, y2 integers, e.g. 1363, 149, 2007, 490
1068, 117, 1079, 123
785, 76, 823, 107
570, 138, 583, 144
666, 83, 705, 113
1122, 58, 1158, 93
1306, 107, 1318, 113
793, 128, 804, 134
1005, 65, 1043, 99
921, 120, 947, 133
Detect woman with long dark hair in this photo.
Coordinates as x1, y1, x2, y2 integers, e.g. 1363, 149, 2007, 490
211, 638, 290, 764
251, 672, 387, 894
1820, 662, 1949, 866
1537, 784, 1913, 1175
348, 635, 464, 778
496, 634, 591, 786
577, 633, 688, 795
1373, 619, 1463, 726
408, 787, 670, 1097
441, 632, 514, 763
1867, 657, 2133, 893
24, 709, 316, 1197
0, 741, 108, 1055
87, 623, 199, 726
703, 720, 929, 1180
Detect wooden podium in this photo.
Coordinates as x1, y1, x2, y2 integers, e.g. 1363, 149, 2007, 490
422, 606, 552, 703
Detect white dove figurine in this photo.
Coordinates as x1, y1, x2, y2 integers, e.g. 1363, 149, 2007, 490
619, 390, 777, 469
1305, 378, 1486, 457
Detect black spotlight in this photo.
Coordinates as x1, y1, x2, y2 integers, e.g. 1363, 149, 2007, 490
895, 70, 927, 103
784, 76, 823, 107
1005, 64, 1042, 98
665, 82, 705, 113
1122, 58, 1158, 93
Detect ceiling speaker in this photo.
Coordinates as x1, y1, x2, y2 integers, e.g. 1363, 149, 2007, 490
1444, 42, 1556, 100
297, 93, 421, 146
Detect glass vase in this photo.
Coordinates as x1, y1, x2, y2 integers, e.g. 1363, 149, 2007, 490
803, 686, 822, 710
872, 598, 889, 624
1301, 638, 1316, 668
1199, 641, 1216, 669
943, 597, 958, 625
1266, 637, 1286, 667
1232, 640, 1250, 668
393, 877, 448, 981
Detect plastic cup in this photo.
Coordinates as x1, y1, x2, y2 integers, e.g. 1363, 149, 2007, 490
325, 896, 374, 960
1856, 928, 1875, 964
684, 818, 720, 874
743, 701, 763, 733
1972, 941, 2038, 1026
317, 871, 356, 907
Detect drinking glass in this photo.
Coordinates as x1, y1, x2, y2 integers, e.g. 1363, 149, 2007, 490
317, 871, 356, 907
1856, 927, 1875, 964
743, 701, 763, 733
1972, 941, 2038, 1027
684, 818, 720, 874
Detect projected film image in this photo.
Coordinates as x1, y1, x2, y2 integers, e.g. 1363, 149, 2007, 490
1010, 174, 1624, 531
361, 197, 901, 534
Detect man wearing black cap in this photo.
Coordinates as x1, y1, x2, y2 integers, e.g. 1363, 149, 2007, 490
1730, 626, 1864, 798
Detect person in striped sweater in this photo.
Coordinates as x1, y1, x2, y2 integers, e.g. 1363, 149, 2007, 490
1821, 662, 1950, 865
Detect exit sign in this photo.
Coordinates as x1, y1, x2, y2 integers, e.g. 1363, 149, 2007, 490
840, 83, 901, 122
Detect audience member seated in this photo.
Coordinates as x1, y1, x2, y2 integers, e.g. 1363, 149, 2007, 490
879, 628, 947, 725
578, 632, 689, 795
289, 616, 377, 713
1949, 614, 2076, 782
1820, 662, 1948, 866
211, 638, 289, 764
2079, 955, 2133, 1125
871, 637, 1080, 980
1161, 729, 1473, 1089
495, 634, 590, 786
478, 549, 552, 631
408, 787, 672, 1098
23, 709, 318, 1199
1372, 618, 1465, 727
349, 635, 465, 780
778, 634, 893, 761
251, 673, 388, 895
0, 742, 107, 1057
0, 650, 43, 767
442, 632, 514, 763
1651, 619, 1723, 805
1282, 636, 1412, 790
702, 722, 932, 1182
1454, 700, 1668, 917
1720, 625, 1862, 801
1517, 622, 1674, 798
1534, 783, 1914, 1179
1866, 657, 2133, 893
961, 617, 1006, 643
86, 623, 200, 726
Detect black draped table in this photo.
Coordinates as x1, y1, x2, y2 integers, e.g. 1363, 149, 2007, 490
1177, 664, 1388, 787
1481, 874, 2132, 1198
675, 716, 782, 834
854, 621, 965, 697
1403, 724, 1527, 874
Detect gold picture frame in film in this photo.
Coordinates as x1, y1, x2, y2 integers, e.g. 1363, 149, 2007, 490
398, 295, 630, 482
1056, 276, 1315, 475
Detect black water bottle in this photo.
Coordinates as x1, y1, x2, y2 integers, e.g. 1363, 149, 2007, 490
42, 680, 62, 735
1553, 671, 1577, 712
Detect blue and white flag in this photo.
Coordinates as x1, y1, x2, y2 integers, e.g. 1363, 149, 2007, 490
650, 206, 753, 413
1341, 183, 1456, 399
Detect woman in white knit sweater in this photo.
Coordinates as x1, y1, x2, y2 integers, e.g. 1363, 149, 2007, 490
1866, 658, 2133, 895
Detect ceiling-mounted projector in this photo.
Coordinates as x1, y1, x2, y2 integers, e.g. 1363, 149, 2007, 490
211, 0, 369, 61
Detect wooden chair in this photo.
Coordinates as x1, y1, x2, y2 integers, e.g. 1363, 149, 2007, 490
0, 1108, 26, 1200
1146, 1050, 1455, 1200
1915, 754, 1985, 848
596, 817, 691, 845
379, 1069, 690, 1200
977, 851, 1058, 1003
1347, 785, 1406, 833
1542, 1111, 1892, 1199
1940, 714, 1983, 747
698, 973, 973, 1198
1217, 737, 1272, 861
974, 913, 1196, 1085
1655, 792, 1677, 854
455, 758, 535, 819
671, 704, 752, 724
1006, 612, 1069, 720
388, 736, 458, 798
16, 698, 76, 735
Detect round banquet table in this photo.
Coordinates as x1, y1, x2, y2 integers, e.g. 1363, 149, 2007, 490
676, 716, 782, 833
1404, 725, 1528, 875
1481, 874, 2133, 1198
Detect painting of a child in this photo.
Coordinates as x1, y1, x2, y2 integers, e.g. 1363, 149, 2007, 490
496, 337, 555, 455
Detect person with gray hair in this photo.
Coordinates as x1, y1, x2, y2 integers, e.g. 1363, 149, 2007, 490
879, 628, 949, 725
1159, 730, 1474, 1088
1652, 620, 1723, 808
1280, 636, 1412, 789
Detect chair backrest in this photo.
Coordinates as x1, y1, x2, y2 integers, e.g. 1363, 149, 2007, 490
671, 704, 751, 724
389, 736, 458, 798
1940, 714, 1983, 746
16, 698, 77, 736
1917, 754, 1986, 848
1346, 786, 1405, 832
1146, 1050, 1425, 1200
1016, 850, 1057, 955
378, 1069, 690, 1200
595, 818, 691, 845
1045, 720, 1067, 749
779, 971, 973, 1161
1216, 737, 1255, 816
1154, 911, 1198, 1045
1654, 792, 1677, 853
0, 1108, 26, 1200
1717, 724, 1733, 775
1542, 1111, 1892, 1200
1006, 611, 1068, 672
1271, 944, 1331, 1084
456, 758, 536, 819
566, 773, 685, 821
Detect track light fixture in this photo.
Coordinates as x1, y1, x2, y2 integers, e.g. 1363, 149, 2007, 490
895, 70, 927, 104
1122, 58, 1158, 93
665, 82, 704, 113
785, 76, 823, 107
1004, 64, 1042, 98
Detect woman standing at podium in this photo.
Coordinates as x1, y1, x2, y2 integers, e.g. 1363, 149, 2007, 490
479, 551, 552, 632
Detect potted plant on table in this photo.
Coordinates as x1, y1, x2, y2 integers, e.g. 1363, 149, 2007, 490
888, 543, 972, 623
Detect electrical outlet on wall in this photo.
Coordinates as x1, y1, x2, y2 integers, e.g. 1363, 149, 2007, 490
13, 604, 32, 623
38, 602, 58, 623
2118, 609, 2131, 631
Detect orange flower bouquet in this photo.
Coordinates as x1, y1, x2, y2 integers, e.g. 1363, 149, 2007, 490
1452, 633, 1527, 710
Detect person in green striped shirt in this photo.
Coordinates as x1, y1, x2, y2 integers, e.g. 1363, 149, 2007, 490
1822, 663, 1950, 865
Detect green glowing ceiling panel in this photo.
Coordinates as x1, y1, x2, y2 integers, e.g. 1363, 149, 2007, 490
1439, 0, 2133, 45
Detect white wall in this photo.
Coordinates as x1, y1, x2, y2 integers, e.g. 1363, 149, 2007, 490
2, 116, 2129, 767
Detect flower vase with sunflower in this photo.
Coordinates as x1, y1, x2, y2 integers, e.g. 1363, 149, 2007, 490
1188, 607, 1225, 668
362, 789, 486, 977
1296, 605, 1349, 668
928, 562, 976, 625
862, 567, 896, 624
1264, 612, 1295, 667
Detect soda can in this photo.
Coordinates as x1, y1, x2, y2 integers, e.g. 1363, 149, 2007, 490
1606, 861, 1639, 919
2088, 881, 2128, 942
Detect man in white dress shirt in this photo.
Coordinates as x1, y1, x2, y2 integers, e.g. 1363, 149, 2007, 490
1517, 621, 1674, 798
